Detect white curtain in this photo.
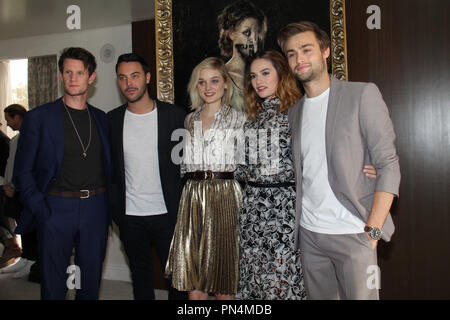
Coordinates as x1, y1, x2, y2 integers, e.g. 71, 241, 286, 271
0, 61, 11, 135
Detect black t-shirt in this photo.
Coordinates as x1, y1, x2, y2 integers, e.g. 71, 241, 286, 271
54, 104, 105, 191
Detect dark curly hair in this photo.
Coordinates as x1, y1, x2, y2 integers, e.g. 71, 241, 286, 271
217, 0, 267, 58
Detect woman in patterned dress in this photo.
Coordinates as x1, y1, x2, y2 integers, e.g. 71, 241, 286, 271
235, 50, 306, 299
165, 57, 246, 300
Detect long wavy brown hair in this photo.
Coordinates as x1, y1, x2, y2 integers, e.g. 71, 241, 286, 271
244, 50, 301, 120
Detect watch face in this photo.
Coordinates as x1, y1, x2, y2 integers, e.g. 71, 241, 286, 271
370, 228, 382, 240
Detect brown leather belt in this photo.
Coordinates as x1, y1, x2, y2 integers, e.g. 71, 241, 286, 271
185, 171, 234, 180
48, 187, 106, 199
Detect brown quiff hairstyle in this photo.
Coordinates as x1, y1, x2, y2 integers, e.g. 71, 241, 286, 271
244, 50, 301, 120
277, 21, 331, 66
58, 47, 97, 76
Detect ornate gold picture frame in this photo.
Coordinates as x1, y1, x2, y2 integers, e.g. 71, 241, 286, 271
155, 0, 347, 103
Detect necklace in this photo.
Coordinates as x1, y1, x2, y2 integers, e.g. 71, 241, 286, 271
62, 99, 92, 158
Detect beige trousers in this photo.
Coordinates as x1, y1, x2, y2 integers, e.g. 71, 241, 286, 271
299, 226, 380, 300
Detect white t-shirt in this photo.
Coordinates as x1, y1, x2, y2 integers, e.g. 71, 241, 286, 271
300, 88, 365, 234
123, 108, 167, 216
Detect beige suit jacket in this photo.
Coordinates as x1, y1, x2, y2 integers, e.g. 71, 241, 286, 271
288, 76, 401, 250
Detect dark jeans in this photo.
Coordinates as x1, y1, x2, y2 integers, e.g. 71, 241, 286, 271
120, 214, 186, 300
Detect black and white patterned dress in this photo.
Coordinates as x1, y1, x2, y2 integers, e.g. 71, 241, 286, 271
235, 97, 307, 300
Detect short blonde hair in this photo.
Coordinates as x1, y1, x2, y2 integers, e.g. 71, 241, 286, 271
187, 57, 234, 110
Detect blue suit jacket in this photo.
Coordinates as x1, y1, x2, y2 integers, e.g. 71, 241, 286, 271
14, 98, 112, 234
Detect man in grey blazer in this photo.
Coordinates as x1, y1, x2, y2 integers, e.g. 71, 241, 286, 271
277, 21, 400, 299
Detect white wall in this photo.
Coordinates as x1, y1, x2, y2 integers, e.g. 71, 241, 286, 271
0, 24, 133, 282
0, 24, 132, 112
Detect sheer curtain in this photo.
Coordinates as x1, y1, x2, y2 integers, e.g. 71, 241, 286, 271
0, 60, 11, 135
27, 55, 58, 109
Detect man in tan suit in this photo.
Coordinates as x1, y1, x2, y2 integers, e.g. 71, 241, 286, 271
278, 21, 400, 299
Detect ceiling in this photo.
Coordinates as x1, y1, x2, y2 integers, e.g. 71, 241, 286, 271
0, 0, 154, 41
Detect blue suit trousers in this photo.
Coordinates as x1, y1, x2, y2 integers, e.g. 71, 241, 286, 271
37, 192, 109, 300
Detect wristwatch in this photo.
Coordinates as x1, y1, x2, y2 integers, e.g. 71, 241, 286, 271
364, 226, 382, 241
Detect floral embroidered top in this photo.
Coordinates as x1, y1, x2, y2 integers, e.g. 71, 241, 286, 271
234, 97, 296, 184
181, 104, 247, 175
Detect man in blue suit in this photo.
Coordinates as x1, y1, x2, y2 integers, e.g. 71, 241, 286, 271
13, 47, 112, 300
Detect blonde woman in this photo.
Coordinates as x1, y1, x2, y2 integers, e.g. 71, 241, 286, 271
165, 57, 246, 300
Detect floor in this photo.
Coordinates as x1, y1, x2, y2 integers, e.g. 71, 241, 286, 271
0, 267, 168, 300
0, 241, 170, 300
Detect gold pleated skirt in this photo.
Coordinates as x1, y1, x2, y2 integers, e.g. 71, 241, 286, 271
165, 178, 242, 295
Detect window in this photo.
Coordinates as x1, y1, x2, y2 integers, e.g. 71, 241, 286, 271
9, 59, 28, 107
6, 59, 28, 137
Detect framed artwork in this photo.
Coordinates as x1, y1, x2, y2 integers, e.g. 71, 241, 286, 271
155, 0, 347, 105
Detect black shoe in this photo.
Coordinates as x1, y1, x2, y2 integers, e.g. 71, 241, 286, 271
27, 271, 40, 284
27, 262, 40, 284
